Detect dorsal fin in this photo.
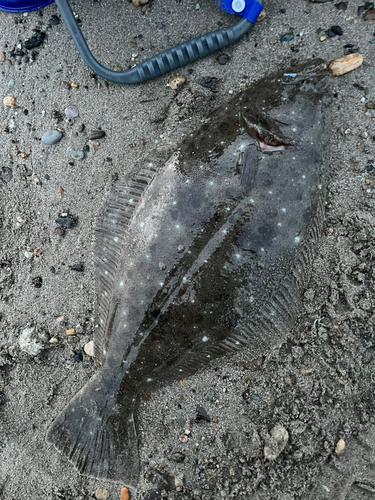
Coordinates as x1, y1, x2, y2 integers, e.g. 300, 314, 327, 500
93, 166, 157, 362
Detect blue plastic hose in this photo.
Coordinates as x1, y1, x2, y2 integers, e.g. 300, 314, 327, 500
55, 0, 256, 84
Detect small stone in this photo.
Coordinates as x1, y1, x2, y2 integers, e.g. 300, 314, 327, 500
132, 0, 149, 5
84, 340, 95, 357
171, 452, 185, 463
328, 25, 343, 36
41, 129, 62, 145
196, 406, 210, 422
365, 102, 375, 109
66, 328, 76, 336
56, 216, 75, 229
56, 316, 64, 322
329, 53, 363, 76
69, 263, 84, 271
91, 141, 100, 147
66, 146, 85, 161
217, 53, 230, 65
1, 167, 13, 182
71, 82, 79, 88
365, 179, 371, 185
120, 487, 130, 500
0, 51, 5, 62
3, 96, 16, 107
58, 186, 65, 195
24, 32, 45, 49
264, 424, 289, 460
174, 474, 184, 488
256, 9, 266, 21
95, 488, 109, 499
49, 337, 58, 343
335, 438, 345, 454
73, 350, 83, 362
280, 33, 294, 42
361, 131, 369, 138
19, 327, 44, 356
21, 56, 29, 63
65, 105, 79, 118
50, 14, 60, 25
33, 249, 41, 257
32, 276, 43, 288
87, 130, 105, 140
169, 76, 185, 90
301, 368, 314, 375
320, 35, 327, 41
24, 251, 33, 259
363, 8, 375, 20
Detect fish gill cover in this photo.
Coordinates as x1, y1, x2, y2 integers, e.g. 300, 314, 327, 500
46, 62, 329, 487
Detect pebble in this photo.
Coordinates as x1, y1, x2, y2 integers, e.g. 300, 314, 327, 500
280, 33, 294, 42
94, 489, 109, 499
88, 130, 105, 140
69, 263, 84, 271
73, 350, 83, 362
66, 328, 76, 336
58, 186, 65, 195
66, 146, 85, 161
264, 424, 289, 460
24, 32, 45, 49
256, 9, 266, 21
217, 53, 230, 65
174, 474, 184, 488
1, 167, 13, 182
3, 96, 16, 107
169, 76, 185, 90
328, 25, 343, 37
56, 216, 75, 229
24, 251, 33, 259
65, 105, 79, 118
171, 452, 185, 463
0, 51, 5, 62
329, 53, 363, 76
41, 130, 62, 145
50, 14, 60, 25
335, 438, 345, 454
19, 327, 44, 356
363, 8, 375, 20
32, 276, 43, 288
120, 487, 130, 500
49, 337, 58, 344
132, 0, 149, 5
196, 405, 210, 422
84, 340, 95, 357
365, 102, 375, 109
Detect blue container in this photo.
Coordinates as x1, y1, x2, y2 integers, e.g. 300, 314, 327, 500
0, 0, 53, 12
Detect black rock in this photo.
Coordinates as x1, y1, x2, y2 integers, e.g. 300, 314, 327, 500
50, 266, 56, 274
0, 392, 9, 406
242, 388, 251, 400
32, 276, 43, 288
330, 25, 343, 35
358, 2, 374, 15
217, 53, 230, 65
24, 32, 45, 50
50, 14, 60, 25
69, 263, 84, 272
83, 145, 90, 152
196, 405, 211, 423
56, 216, 75, 229
88, 130, 106, 140
200, 77, 220, 93
280, 32, 294, 42
73, 350, 83, 363
362, 331, 373, 342
1, 167, 13, 183
335, 2, 348, 9
170, 452, 186, 463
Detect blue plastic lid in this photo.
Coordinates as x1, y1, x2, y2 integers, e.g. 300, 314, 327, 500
0, 0, 53, 12
216, 0, 263, 24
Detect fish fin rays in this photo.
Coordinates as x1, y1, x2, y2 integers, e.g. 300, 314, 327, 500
94, 167, 157, 362
46, 372, 139, 485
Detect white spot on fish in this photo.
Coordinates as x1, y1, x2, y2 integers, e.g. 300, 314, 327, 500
105, 271, 108, 275
191, 300, 195, 303
147, 378, 152, 382
123, 311, 126, 315
71, 408, 75, 412
277, 223, 282, 227
302, 175, 306, 179
140, 222, 144, 228
295, 236, 301, 243
222, 230, 227, 234
176, 225, 180, 229
129, 199, 133, 204
250, 198, 255, 204
155, 234, 158, 238
124, 324, 127, 328
260, 248, 265, 252
249, 296, 254, 303
281, 208, 286, 212
120, 281, 124, 287
210, 181, 214, 185
186, 180, 190, 184
103, 349, 106, 355
173, 201, 177, 205
114, 237, 119, 243
159, 282, 164, 287
236, 254, 241, 259
202, 336, 209, 342
268, 191, 273, 195
226, 207, 230, 211
146, 255, 150, 259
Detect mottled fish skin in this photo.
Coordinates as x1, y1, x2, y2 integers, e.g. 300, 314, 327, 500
46, 65, 327, 487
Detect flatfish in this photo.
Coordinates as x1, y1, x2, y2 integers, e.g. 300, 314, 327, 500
46, 64, 327, 487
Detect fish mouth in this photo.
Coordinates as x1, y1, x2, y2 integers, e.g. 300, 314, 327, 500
241, 113, 294, 152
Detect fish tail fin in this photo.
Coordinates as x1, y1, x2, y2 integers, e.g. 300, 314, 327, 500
46, 371, 139, 486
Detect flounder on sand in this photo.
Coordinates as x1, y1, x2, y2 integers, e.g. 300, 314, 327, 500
47, 64, 327, 487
